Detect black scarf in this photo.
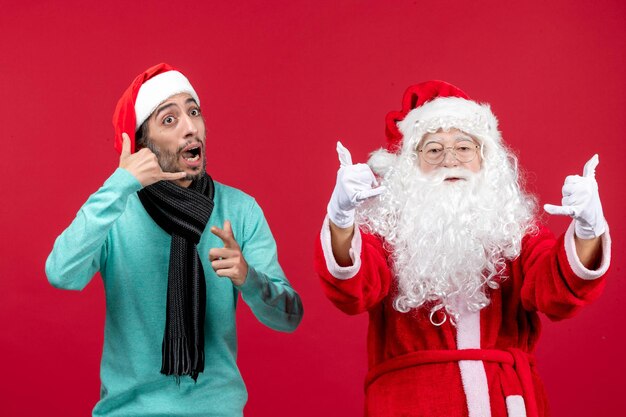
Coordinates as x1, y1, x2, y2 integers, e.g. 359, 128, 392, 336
138, 174, 215, 382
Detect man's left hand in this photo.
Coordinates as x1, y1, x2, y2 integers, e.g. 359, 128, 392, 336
544, 154, 606, 239
209, 220, 248, 286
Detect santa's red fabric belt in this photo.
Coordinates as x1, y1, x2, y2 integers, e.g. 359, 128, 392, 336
365, 348, 539, 417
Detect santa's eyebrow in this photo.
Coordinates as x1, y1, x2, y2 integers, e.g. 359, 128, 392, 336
426, 135, 475, 143
418, 136, 477, 150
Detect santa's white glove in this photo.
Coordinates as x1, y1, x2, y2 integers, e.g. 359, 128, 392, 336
327, 141, 386, 228
543, 154, 606, 239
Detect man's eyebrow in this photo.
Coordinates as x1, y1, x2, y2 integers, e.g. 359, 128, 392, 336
154, 102, 176, 119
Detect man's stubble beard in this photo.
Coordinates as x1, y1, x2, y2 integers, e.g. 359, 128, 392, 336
145, 139, 207, 182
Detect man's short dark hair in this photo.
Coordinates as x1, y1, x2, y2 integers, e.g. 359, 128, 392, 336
135, 119, 149, 150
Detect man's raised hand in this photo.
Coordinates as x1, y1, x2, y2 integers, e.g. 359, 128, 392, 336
327, 141, 386, 228
544, 154, 606, 239
209, 220, 249, 286
118, 133, 187, 187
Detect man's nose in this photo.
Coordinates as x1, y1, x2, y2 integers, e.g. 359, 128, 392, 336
181, 113, 198, 136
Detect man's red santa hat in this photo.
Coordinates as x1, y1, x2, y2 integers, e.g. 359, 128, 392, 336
369, 80, 503, 174
112, 63, 200, 154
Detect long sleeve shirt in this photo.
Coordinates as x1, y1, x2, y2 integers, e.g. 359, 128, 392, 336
46, 168, 303, 417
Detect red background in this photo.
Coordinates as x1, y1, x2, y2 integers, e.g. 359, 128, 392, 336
1, 1, 624, 416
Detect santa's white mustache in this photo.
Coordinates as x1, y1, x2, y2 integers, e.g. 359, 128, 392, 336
418, 167, 476, 184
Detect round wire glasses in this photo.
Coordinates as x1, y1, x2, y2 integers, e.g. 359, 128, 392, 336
417, 140, 480, 165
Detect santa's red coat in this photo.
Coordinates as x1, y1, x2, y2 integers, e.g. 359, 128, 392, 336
315, 218, 610, 417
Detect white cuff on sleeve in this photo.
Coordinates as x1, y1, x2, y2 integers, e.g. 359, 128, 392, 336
320, 215, 362, 280
564, 219, 611, 280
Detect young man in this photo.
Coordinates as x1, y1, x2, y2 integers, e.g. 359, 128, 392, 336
46, 63, 303, 417
315, 81, 609, 417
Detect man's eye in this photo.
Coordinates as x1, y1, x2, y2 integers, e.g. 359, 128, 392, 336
190, 108, 200, 116
163, 116, 175, 125
427, 148, 443, 154
456, 146, 471, 152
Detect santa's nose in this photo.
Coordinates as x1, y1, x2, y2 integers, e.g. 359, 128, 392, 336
441, 149, 459, 167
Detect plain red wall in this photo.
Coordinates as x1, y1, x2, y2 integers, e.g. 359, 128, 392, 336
1, 1, 624, 416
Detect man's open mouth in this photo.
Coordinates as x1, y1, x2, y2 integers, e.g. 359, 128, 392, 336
181, 143, 202, 162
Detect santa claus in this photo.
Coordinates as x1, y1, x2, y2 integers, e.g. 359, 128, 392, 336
315, 81, 610, 417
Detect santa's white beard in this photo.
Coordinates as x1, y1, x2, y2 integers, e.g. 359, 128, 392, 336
356, 156, 536, 325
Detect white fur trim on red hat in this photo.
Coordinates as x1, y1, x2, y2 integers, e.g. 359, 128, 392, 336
134, 70, 200, 130
398, 96, 501, 154
368, 96, 502, 174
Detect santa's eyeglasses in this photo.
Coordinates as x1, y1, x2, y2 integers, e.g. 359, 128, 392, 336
417, 141, 481, 165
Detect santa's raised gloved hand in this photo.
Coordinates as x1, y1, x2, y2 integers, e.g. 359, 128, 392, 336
327, 141, 386, 228
544, 154, 606, 239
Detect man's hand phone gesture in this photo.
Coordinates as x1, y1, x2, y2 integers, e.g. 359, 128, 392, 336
119, 132, 186, 186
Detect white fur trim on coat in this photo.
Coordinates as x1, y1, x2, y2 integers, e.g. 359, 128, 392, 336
456, 304, 492, 417
506, 395, 527, 417
564, 219, 611, 280
320, 215, 362, 280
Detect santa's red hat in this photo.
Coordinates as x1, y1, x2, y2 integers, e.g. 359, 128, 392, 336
112, 63, 200, 154
369, 80, 502, 174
